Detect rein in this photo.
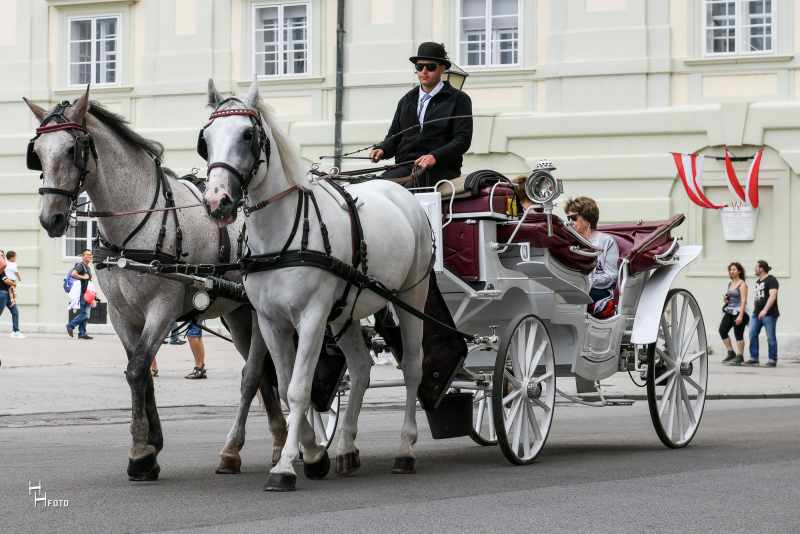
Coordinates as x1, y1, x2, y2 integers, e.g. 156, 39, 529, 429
75, 202, 205, 219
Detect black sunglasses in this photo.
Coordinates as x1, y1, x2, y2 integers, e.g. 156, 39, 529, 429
567, 213, 579, 222
415, 62, 440, 72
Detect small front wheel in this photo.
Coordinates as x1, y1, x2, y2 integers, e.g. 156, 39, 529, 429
492, 314, 556, 465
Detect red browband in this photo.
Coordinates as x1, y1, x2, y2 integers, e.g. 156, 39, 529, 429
35, 122, 86, 135
207, 108, 258, 122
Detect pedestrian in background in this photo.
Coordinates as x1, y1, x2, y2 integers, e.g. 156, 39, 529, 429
720, 262, 748, 366
184, 321, 207, 379
0, 251, 18, 335
66, 249, 94, 340
2, 250, 23, 338
746, 260, 780, 367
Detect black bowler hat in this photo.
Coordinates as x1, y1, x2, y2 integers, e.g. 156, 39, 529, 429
409, 42, 451, 69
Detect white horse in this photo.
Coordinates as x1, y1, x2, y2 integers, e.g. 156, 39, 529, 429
201, 80, 433, 491
25, 88, 287, 481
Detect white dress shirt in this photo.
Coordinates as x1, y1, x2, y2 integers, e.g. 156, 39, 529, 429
417, 80, 444, 129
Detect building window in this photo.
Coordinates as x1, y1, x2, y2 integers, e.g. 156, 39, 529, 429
254, 3, 309, 77
704, 0, 774, 56
459, 0, 520, 67
63, 193, 98, 258
68, 15, 120, 85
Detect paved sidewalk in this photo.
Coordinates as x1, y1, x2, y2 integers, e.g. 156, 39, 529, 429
1, 334, 798, 417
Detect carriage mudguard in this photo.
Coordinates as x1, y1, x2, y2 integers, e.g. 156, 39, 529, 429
630, 245, 702, 345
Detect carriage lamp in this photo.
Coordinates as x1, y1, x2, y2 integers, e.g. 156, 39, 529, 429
192, 290, 211, 311
524, 161, 564, 236
444, 63, 469, 91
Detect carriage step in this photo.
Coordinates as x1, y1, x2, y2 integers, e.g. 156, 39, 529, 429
474, 289, 502, 299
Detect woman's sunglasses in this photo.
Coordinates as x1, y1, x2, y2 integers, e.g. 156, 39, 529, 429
415, 62, 440, 72
567, 213, 579, 222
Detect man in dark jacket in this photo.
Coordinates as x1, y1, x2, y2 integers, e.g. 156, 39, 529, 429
371, 42, 473, 187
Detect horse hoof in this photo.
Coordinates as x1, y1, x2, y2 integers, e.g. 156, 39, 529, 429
303, 450, 330, 480
215, 454, 242, 475
264, 472, 297, 492
335, 449, 361, 476
391, 456, 416, 474
127, 454, 161, 481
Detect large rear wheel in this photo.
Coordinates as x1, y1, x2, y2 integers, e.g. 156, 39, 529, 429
492, 314, 556, 465
646, 288, 708, 448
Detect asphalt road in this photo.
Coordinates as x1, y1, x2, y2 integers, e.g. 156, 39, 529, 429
2, 399, 799, 534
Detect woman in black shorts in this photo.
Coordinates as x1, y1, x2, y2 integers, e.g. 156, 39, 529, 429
720, 262, 748, 366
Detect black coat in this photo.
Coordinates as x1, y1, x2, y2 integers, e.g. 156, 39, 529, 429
377, 81, 473, 181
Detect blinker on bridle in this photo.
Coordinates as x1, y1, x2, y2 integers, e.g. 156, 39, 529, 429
26, 100, 98, 206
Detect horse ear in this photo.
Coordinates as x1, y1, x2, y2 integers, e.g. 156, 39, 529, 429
208, 78, 222, 108
69, 84, 91, 123
22, 97, 47, 121
244, 80, 260, 108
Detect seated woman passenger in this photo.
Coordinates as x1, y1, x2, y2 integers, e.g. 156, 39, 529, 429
564, 197, 619, 306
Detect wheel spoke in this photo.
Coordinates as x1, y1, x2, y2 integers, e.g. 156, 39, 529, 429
683, 375, 705, 395
520, 406, 530, 457
665, 378, 677, 439
673, 378, 683, 440
654, 366, 676, 386
475, 396, 486, 433
527, 341, 548, 380
504, 369, 522, 389
674, 295, 689, 355
511, 401, 523, 453
503, 388, 522, 406
678, 317, 701, 362
515, 325, 527, 377
487, 397, 496, 441
505, 397, 523, 434
684, 350, 706, 364
527, 403, 543, 442
532, 370, 553, 385
531, 398, 551, 412
679, 378, 697, 427
658, 375, 678, 418
524, 321, 538, 378
659, 315, 672, 353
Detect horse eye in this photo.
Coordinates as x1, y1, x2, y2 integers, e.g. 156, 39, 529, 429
67, 146, 75, 156
242, 130, 253, 141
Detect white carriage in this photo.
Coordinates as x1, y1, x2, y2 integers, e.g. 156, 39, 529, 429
312, 165, 708, 465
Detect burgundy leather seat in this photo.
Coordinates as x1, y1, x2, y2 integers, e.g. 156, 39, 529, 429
447, 184, 516, 216
495, 213, 597, 274
598, 214, 684, 275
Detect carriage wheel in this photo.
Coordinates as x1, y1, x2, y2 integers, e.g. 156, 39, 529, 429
306, 392, 341, 451
646, 289, 708, 448
469, 389, 497, 446
492, 314, 556, 465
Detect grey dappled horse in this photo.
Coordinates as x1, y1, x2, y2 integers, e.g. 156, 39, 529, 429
25, 88, 287, 481
201, 80, 433, 491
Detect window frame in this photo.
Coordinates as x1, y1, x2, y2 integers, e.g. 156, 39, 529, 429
702, 0, 776, 58
62, 193, 98, 260
252, 1, 312, 79
456, 0, 523, 70
66, 13, 123, 87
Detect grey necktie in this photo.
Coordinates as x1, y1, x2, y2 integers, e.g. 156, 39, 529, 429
418, 93, 432, 127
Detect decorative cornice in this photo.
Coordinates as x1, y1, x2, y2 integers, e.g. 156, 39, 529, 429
684, 54, 794, 67
47, 0, 139, 6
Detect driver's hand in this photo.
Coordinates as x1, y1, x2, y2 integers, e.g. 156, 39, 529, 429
370, 148, 384, 162
414, 154, 437, 169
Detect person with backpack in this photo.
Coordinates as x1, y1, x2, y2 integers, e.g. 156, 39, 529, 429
66, 249, 94, 340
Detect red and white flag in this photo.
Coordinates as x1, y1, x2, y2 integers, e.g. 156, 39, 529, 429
672, 153, 725, 209
723, 148, 763, 208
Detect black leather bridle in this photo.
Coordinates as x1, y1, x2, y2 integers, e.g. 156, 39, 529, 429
197, 98, 271, 204
26, 101, 97, 209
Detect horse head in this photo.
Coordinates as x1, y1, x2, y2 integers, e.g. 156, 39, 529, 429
200, 79, 267, 227
24, 86, 94, 237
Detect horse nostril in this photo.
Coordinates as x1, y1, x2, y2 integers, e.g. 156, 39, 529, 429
219, 195, 233, 209
51, 213, 65, 229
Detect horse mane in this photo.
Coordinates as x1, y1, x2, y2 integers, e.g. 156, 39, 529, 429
88, 101, 165, 159
252, 100, 311, 189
